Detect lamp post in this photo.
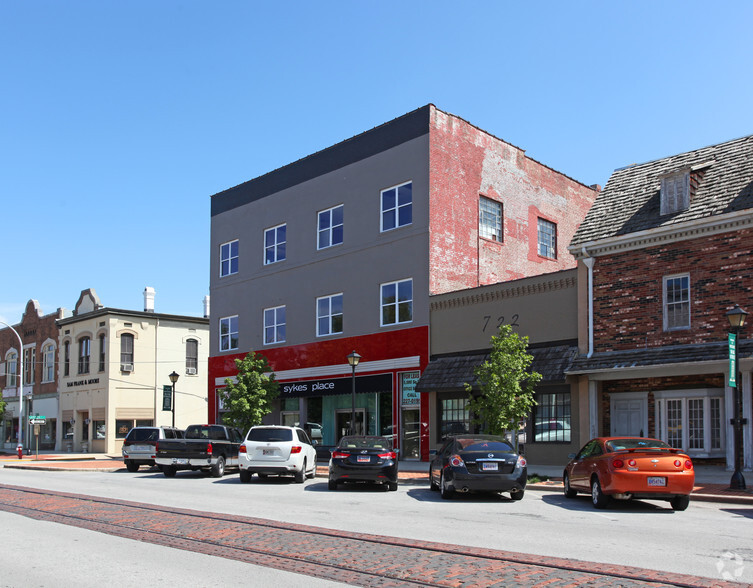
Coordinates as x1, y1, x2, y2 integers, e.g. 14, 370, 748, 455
0, 321, 24, 454
169, 371, 180, 428
726, 305, 747, 490
347, 351, 361, 436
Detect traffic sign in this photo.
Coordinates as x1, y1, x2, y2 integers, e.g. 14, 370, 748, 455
29, 416, 47, 425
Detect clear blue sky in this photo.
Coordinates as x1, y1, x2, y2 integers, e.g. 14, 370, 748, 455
2, 1, 752, 326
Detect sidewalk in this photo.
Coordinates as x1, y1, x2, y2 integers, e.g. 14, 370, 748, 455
2, 451, 752, 505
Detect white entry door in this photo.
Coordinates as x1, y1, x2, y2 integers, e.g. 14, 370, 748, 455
611, 395, 647, 437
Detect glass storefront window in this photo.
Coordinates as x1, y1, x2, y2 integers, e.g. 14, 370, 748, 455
115, 420, 133, 439
94, 421, 105, 440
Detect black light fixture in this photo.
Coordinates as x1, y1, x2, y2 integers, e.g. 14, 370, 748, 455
347, 351, 361, 436
169, 371, 180, 428
726, 305, 747, 490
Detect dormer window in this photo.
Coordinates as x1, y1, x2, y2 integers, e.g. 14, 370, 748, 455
660, 171, 690, 215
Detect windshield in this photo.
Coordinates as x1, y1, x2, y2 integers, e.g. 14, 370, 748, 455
606, 438, 672, 452
337, 436, 391, 450
247, 428, 293, 442
456, 437, 513, 452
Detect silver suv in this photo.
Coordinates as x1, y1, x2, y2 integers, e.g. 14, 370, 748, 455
122, 426, 184, 472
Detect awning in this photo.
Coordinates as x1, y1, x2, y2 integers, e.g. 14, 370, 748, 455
415, 343, 578, 393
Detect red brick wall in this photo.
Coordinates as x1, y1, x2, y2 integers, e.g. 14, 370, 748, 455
427, 107, 597, 295
592, 229, 753, 352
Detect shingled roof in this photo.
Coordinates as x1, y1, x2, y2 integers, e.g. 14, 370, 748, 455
570, 134, 753, 248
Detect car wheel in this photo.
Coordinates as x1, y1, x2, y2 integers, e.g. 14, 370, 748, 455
163, 466, 177, 478
211, 456, 225, 478
510, 489, 524, 501
239, 469, 251, 484
670, 495, 690, 511
429, 468, 439, 491
125, 461, 139, 473
591, 476, 610, 509
294, 459, 306, 484
388, 481, 398, 492
440, 471, 454, 500
328, 479, 338, 491
563, 473, 578, 498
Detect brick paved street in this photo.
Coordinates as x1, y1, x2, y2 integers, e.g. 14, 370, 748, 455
0, 483, 744, 587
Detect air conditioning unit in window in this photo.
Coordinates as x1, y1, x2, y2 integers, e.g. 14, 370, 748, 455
186, 367, 197, 375
121, 363, 133, 372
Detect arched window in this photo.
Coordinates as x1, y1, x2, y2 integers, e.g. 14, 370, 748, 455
186, 339, 198, 374
5, 351, 18, 387
63, 341, 70, 376
98, 333, 106, 372
42, 343, 55, 383
120, 333, 134, 371
78, 337, 91, 375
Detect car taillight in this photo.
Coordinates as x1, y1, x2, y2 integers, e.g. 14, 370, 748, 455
154, 441, 158, 452
123, 440, 131, 447
516, 456, 527, 468
684, 460, 693, 470
612, 459, 625, 468
239, 444, 247, 454
378, 452, 397, 460
674, 459, 681, 467
449, 455, 464, 467
331, 451, 349, 459
627, 459, 637, 468
290, 446, 302, 454
207, 443, 213, 455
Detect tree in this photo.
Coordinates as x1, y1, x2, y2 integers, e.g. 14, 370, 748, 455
220, 350, 279, 433
464, 324, 541, 451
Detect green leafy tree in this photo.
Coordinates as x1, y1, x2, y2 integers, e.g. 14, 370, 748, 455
220, 350, 279, 433
0, 399, 5, 421
464, 324, 541, 451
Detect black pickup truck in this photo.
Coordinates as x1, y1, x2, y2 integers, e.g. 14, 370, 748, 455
154, 424, 244, 477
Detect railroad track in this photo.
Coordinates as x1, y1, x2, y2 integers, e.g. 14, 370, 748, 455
0, 483, 733, 587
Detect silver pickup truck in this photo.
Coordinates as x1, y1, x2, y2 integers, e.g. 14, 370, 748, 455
154, 424, 244, 477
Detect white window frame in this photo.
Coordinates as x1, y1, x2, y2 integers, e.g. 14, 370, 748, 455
663, 273, 690, 331
42, 342, 56, 383
380, 181, 413, 232
660, 171, 690, 215
654, 389, 725, 457
23, 345, 35, 385
317, 205, 344, 250
264, 306, 286, 345
380, 278, 413, 326
537, 217, 557, 259
264, 224, 286, 265
220, 239, 239, 277
5, 349, 18, 388
316, 293, 343, 337
479, 196, 502, 241
219, 315, 239, 352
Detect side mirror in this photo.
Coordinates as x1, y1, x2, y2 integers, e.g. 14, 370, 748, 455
312, 439, 319, 445
567, 453, 576, 460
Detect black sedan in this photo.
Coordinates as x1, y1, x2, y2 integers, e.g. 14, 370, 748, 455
328, 436, 399, 491
429, 434, 527, 500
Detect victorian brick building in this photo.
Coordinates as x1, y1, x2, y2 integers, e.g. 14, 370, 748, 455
568, 134, 753, 471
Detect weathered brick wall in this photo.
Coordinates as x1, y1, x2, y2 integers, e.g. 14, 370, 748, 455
592, 229, 753, 352
427, 107, 597, 295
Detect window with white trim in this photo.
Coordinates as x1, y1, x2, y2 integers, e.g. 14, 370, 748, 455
381, 182, 412, 232
655, 389, 724, 456
219, 316, 239, 352
381, 278, 413, 326
220, 239, 239, 277
663, 274, 690, 330
186, 339, 198, 374
317, 293, 343, 336
537, 218, 556, 259
479, 196, 502, 241
78, 337, 90, 375
318, 205, 343, 250
264, 306, 286, 345
42, 343, 55, 383
120, 334, 134, 368
5, 351, 18, 387
660, 171, 690, 215
264, 224, 286, 265
23, 347, 35, 385
64, 341, 70, 376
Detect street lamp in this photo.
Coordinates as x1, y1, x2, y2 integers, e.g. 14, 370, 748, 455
169, 371, 180, 428
347, 351, 361, 436
0, 321, 24, 454
726, 305, 747, 490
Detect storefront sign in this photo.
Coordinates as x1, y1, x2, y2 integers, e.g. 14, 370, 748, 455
280, 374, 391, 398
728, 333, 737, 387
162, 385, 172, 411
401, 371, 420, 407
66, 378, 100, 388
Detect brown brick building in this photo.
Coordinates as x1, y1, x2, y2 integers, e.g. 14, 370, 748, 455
568, 134, 753, 472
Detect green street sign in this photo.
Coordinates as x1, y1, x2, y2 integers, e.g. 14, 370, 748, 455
29, 416, 46, 424
162, 385, 173, 411
728, 333, 737, 387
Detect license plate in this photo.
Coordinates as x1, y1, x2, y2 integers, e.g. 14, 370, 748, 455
357, 456, 371, 463
481, 462, 498, 471
174, 458, 188, 465
647, 476, 666, 487
262, 449, 274, 455
133, 445, 150, 451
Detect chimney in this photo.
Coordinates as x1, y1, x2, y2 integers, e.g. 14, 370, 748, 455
144, 287, 155, 313
203, 295, 210, 318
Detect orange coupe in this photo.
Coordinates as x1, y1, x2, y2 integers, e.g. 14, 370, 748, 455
563, 437, 695, 511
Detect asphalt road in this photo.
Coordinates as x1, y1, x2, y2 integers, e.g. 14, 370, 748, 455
0, 467, 750, 586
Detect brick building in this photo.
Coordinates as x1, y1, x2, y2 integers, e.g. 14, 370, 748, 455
1, 299, 68, 451
209, 104, 597, 460
568, 134, 753, 471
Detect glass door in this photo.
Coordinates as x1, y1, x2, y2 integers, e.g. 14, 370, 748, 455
401, 408, 420, 459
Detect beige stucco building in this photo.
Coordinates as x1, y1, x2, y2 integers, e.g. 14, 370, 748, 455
56, 288, 209, 454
